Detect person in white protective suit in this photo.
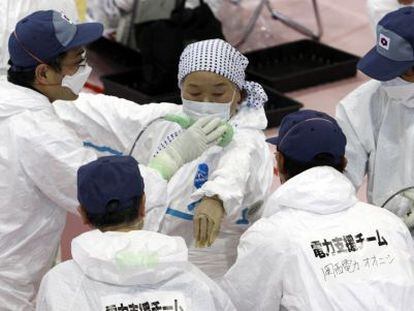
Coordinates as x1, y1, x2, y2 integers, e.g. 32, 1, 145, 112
156, 39, 274, 279
53, 39, 274, 280
0, 0, 79, 76
336, 7, 414, 235
367, 0, 413, 32
221, 109, 414, 311
0, 11, 228, 310
36, 156, 236, 311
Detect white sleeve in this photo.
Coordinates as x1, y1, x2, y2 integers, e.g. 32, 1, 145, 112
336, 102, 369, 190
191, 130, 274, 223
335, 82, 383, 191
220, 219, 284, 311
17, 109, 97, 214
54, 93, 181, 156
139, 164, 168, 232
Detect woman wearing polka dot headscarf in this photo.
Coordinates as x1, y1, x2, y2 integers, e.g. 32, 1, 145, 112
156, 39, 274, 279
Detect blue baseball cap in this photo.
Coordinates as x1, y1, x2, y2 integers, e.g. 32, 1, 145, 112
77, 156, 145, 215
266, 110, 347, 164
358, 7, 414, 81
9, 10, 103, 70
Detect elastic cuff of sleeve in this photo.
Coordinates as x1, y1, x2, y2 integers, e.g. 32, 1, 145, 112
148, 152, 180, 180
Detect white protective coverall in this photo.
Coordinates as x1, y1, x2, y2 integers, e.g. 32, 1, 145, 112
36, 230, 236, 311
54, 97, 274, 279
336, 78, 414, 217
367, 0, 414, 32
0, 1, 79, 75
0, 81, 169, 310
221, 166, 414, 311
53, 93, 182, 231
156, 103, 274, 279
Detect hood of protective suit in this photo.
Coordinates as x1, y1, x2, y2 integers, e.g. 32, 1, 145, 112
0, 80, 50, 118
263, 166, 358, 217
230, 102, 267, 130
381, 77, 414, 106
72, 230, 188, 286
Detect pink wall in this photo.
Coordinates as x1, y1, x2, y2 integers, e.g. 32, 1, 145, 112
61, 213, 90, 260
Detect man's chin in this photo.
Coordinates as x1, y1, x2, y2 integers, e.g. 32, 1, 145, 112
60, 91, 79, 101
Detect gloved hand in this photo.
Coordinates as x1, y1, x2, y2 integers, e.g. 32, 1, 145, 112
149, 116, 227, 180
163, 113, 234, 148
194, 196, 225, 248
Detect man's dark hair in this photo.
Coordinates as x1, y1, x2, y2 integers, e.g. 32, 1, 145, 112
7, 52, 67, 90
280, 151, 345, 180
85, 196, 142, 230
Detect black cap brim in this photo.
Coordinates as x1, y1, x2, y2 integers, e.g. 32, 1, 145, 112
266, 136, 279, 146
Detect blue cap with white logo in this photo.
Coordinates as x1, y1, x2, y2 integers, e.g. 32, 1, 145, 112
8, 10, 103, 71
358, 6, 414, 81
266, 110, 347, 164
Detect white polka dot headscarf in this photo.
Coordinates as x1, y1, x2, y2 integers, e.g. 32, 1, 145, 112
178, 39, 268, 109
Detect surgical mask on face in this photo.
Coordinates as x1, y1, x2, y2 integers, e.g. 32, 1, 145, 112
181, 91, 235, 121
61, 64, 92, 95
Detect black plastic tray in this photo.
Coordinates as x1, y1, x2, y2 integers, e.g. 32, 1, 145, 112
87, 37, 142, 68
101, 69, 303, 127
245, 40, 360, 92
263, 86, 303, 128
101, 69, 180, 104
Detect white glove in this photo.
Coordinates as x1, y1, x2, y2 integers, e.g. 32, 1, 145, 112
149, 116, 227, 180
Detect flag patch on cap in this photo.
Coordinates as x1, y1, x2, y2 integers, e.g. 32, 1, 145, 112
379, 33, 391, 50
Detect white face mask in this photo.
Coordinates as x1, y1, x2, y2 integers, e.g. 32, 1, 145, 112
181, 91, 235, 121
61, 64, 92, 95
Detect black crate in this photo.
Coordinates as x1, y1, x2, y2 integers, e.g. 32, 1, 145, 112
263, 86, 303, 128
245, 40, 360, 92
101, 69, 302, 128
101, 69, 181, 104
87, 37, 142, 68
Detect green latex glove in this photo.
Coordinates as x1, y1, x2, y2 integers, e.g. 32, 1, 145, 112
163, 114, 193, 129
163, 114, 234, 147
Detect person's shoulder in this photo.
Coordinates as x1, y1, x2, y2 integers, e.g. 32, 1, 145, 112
339, 79, 383, 107
231, 125, 268, 150
43, 260, 83, 283
241, 215, 289, 247
350, 79, 382, 96
0, 81, 49, 110
353, 201, 408, 231
231, 105, 268, 131
37, 260, 85, 310
41, 259, 86, 293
